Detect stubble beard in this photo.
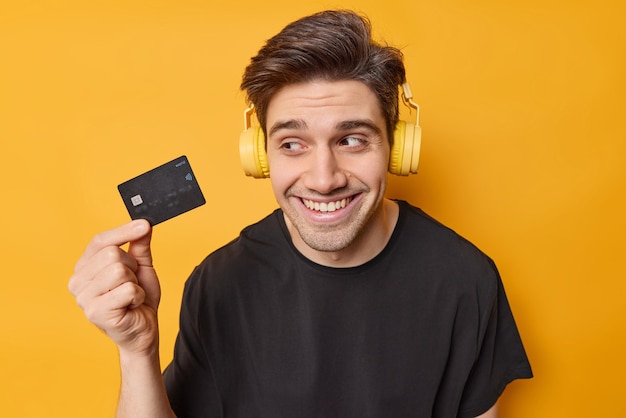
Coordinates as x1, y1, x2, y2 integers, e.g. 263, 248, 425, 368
284, 193, 382, 254
291, 215, 367, 253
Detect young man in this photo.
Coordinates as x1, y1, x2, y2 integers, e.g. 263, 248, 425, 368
69, 10, 532, 418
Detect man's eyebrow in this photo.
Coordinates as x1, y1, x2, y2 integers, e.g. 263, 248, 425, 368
268, 118, 382, 137
269, 119, 308, 137
336, 119, 382, 134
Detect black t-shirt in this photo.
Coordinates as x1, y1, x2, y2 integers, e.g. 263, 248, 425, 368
163, 201, 532, 417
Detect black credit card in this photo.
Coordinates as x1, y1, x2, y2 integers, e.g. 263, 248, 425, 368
118, 155, 206, 226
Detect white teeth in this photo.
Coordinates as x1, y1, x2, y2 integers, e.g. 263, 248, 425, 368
303, 198, 350, 213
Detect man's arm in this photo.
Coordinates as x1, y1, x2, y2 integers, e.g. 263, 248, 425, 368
116, 349, 175, 418
69, 220, 175, 418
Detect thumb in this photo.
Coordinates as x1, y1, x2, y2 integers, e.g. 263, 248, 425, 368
127, 219, 153, 268
127, 220, 160, 311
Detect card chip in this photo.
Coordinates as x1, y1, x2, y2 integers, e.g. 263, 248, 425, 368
131, 194, 144, 207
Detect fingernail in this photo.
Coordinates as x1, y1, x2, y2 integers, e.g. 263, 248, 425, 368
132, 219, 149, 233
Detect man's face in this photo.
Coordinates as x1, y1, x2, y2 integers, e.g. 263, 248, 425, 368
265, 79, 391, 263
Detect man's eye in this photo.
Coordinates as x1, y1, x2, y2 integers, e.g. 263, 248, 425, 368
340, 136, 366, 147
281, 141, 304, 151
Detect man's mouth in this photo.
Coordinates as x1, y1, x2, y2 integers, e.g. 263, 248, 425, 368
302, 197, 352, 213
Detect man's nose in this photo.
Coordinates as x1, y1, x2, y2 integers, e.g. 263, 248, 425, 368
301, 147, 348, 194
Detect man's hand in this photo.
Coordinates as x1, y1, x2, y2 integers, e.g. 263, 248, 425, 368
69, 219, 161, 356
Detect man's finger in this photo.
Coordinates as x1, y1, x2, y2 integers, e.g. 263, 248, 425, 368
128, 224, 153, 268
76, 220, 151, 272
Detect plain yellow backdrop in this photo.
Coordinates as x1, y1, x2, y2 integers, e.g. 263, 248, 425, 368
1, 0, 624, 416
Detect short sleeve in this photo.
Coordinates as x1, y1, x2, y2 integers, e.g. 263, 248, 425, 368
163, 270, 222, 418
457, 264, 533, 417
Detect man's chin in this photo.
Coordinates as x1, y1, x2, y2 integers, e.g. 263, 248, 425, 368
295, 225, 360, 253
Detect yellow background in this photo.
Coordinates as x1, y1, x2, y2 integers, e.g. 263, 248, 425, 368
1, 0, 624, 416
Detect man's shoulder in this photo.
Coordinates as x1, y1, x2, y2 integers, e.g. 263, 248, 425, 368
395, 200, 499, 287
397, 200, 486, 252
187, 208, 287, 282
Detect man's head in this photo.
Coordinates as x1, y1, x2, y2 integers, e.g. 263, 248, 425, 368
240, 10, 407, 266
240, 10, 406, 144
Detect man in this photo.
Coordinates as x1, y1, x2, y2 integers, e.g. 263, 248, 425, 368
69, 10, 532, 418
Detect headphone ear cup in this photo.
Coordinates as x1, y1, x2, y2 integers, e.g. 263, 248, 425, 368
389, 120, 421, 176
239, 126, 270, 178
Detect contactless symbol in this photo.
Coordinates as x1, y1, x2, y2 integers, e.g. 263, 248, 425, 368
131, 194, 144, 207
185, 173, 193, 181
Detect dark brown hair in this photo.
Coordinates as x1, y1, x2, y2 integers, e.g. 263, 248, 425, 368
240, 10, 406, 143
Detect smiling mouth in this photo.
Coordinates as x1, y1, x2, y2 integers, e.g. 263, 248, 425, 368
302, 197, 352, 213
